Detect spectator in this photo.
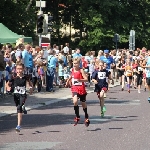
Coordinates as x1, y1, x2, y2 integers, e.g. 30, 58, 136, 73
46, 50, 58, 92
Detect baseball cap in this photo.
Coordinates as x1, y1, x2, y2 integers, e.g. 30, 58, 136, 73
104, 49, 109, 53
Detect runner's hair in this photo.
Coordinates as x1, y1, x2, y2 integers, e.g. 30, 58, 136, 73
16, 62, 24, 68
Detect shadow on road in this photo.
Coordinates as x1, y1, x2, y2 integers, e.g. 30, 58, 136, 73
0, 98, 138, 134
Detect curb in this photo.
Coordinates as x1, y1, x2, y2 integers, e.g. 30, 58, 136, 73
0, 83, 120, 118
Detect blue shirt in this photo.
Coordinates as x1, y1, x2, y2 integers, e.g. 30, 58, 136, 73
22, 50, 30, 67
28, 53, 33, 68
72, 53, 82, 68
100, 56, 114, 70
146, 56, 150, 78
47, 55, 58, 69
58, 64, 64, 76
92, 69, 109, 92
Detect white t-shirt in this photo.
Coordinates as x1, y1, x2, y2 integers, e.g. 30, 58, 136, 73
42, 50, 49, 59
63, 46, 69, 54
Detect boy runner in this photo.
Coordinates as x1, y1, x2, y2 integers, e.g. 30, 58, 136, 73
66, 58, 90, 127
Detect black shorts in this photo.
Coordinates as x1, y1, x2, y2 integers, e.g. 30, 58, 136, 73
146, 78, 150, 86
127, 76, 132, 80
14, 93, 27, 113
32, 77, 37, 87
137, 76, 142, 86
72, 92, 87, 102
118, 71, 124, 77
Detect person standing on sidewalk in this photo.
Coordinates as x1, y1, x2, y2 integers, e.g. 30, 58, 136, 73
0, 43, 6, 94
46, 50, 58, 92
143, 50, 150, 99
7, 62, 33, 132
66, 58, 90, 127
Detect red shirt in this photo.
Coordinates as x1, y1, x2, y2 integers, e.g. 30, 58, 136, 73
71, 68, 86, 95
82, 58, 88, 68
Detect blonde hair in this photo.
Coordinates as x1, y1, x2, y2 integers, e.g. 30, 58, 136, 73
72, 57, 81, 62
98, 50, 103, 55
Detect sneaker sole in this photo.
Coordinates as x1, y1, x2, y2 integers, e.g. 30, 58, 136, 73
15, 129, 20, 132
85, 120, 90, 127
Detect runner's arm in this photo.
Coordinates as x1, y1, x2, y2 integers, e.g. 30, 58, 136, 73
78, 69, 88, 82
65, 76, 72, 87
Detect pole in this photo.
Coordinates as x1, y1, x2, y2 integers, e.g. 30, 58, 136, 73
115, 33, 118, 53
39, 0, 42, 47
49, 33, 51, 44
116, 41, 117, 53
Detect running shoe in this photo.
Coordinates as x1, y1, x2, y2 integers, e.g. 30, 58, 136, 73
121, 88, 124, 91
144, 88, 146, 92
15, 125, 21, 132
84, 118, 90, 127
74, 117, 80, 126
128, 89, 130, 93
103, 105, 106, 112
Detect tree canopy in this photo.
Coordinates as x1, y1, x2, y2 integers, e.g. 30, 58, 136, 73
0, 0, 150, 51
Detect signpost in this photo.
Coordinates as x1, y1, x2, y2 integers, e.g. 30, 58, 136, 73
41, 43, 50, 47
113, 33, 120, 53
129, 30, 135, 50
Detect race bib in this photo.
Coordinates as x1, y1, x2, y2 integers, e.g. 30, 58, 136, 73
14, 86, 26, 94
72, 78, 82, 85
98, 72, 106, 79
126, 71, 132, 76
138, 67, 142, 72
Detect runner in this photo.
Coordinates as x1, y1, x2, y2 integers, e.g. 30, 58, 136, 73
116, 57, 125, 91
136, 60, 143, 93
65, 58, 90, 127
143, 50, 150, 100
92, 61, 114, 117
125, 59, 133, 93
7, 62, 33, 132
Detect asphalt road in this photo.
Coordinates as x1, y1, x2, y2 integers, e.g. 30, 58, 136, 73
0, 86, 150, 150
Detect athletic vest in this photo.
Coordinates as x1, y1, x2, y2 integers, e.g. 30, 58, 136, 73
71, 68, 86, 95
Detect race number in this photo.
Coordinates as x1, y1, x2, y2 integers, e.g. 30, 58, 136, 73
98, 72, 106, 79
14, 86, 26, 94
72, 78, 82, 85
138, 67, 142, 72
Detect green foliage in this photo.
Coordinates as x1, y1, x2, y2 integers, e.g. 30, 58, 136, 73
0, 0, 150, 51
0, 0, 36, 38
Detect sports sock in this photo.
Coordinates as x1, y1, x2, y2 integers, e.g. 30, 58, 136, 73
74, 105, 80, 118
83, 108, 88, 118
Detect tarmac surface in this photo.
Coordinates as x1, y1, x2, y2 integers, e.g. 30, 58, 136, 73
1, 82, 149, 150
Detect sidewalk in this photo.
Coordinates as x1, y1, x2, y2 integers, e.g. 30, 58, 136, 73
0, 82, 120, 117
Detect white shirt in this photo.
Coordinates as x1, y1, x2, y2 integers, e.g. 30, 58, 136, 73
63, 46, 69, 54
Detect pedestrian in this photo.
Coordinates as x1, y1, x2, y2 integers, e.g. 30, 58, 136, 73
46, 50, 58, 92
65, 58, 90, 127
6, 62, 33, 132
92, 61, 114, 117
144, 50, 150, 100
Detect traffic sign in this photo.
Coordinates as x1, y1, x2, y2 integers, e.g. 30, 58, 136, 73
41, 43, 50, 47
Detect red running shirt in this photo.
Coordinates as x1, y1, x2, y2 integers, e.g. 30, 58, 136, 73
71, 68, 86, 95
